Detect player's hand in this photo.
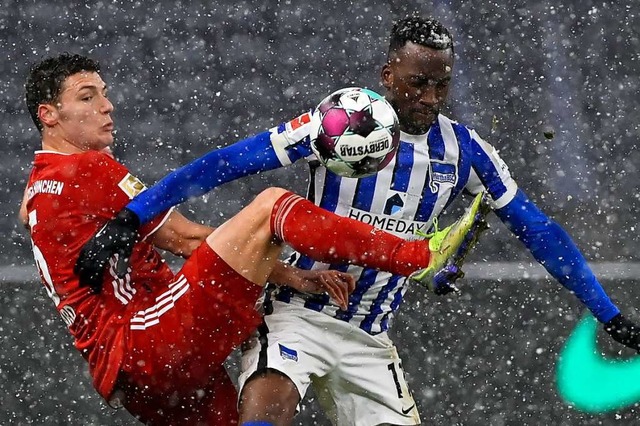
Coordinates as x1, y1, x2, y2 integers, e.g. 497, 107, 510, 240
74, 208, 141, 293
603, 313, 640, 353
289, 269, 355, 310
429, 264, 465, 295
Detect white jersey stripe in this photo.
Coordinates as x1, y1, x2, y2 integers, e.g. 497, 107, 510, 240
369, 155, 396, 214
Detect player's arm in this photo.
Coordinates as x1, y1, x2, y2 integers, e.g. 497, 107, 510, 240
127, 112, 313, 225
466, 129, 639, 352
496, 189, 619, 321
75, 113, 313, 286
147, 210, 213, 258
496, 189, 640, 351
468, 131, 619, 322
468, 132, 617, 321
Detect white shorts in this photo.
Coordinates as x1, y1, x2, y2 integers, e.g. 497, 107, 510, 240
238, 302, 421, 426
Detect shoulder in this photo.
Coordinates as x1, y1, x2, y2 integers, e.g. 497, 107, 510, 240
57, 151, 133, 203
437, 114, 480, 140
72, 150, 128, 181
77, 149, 123, 169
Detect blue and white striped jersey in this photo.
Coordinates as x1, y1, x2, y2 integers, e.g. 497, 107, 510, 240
267, 114, 518, 335
126, 111, 620, 325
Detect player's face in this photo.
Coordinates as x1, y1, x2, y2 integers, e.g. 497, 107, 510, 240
381, 42, 453, 135
52, 72, 114, 151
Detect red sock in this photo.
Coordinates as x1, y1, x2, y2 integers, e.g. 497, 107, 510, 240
270, 191, 429, 277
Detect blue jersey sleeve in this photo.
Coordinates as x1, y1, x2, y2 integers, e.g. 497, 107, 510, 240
464, 127, 518, 209
495, 189, 620, 323
127, 117, 314, 224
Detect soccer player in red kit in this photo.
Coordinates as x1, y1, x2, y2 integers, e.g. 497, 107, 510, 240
23, 53, 486, 425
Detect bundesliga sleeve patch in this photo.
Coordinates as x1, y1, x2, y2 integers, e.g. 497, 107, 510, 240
118, 173, 147, 199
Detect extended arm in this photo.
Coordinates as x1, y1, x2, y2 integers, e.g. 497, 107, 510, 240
495, 189, 639, 351
464, 127, 638, 350
128, 114, 313, 224
148, 211, 213, 258
75, 114, 313, 287
495, 189, 619, 323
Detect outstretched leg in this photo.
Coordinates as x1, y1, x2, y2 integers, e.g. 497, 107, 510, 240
205, 187, 430, 285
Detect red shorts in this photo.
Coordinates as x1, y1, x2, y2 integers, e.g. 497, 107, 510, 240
115, 242, 262, 425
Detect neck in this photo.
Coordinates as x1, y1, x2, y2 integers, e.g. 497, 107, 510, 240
40, 130, 85, 154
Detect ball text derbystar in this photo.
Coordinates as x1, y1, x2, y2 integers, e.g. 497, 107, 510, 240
339, 138, 390, 157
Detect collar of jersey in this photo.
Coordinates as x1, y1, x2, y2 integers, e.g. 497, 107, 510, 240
34, 150, 72, 155
400, 131, 429, 145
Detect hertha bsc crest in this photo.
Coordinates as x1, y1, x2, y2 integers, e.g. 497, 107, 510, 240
429, 161, 457, 193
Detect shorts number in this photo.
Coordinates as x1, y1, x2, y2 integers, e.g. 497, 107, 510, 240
387, 362, 404, 399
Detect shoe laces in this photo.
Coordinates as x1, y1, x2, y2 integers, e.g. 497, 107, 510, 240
416, 218, 451, 251
415, 217, 439, 239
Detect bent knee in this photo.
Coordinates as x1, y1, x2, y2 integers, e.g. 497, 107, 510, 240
255, 187, 289, 205
247, 188, 291, 221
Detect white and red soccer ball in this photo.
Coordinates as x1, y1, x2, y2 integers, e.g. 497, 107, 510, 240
309, 87, 400, 178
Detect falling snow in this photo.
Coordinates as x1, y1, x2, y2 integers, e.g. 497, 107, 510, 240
1, 1, 639, 425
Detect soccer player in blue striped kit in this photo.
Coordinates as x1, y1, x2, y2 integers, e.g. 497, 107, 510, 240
77, 15, 640, 426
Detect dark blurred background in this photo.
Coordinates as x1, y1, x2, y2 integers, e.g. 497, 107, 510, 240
1, 0, 639, 424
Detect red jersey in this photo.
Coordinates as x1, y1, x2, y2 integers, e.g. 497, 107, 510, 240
25, 150, 174, 400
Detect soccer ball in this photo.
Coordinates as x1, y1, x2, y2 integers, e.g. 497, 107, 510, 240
309, 87, 400, 178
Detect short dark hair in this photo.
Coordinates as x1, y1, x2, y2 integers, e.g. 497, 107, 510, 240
25, 53, 100, 133
387, 16, 454, 60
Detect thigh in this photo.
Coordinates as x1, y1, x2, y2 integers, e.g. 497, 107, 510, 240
318, 331, 422, 426
206, 187, 287, 285
123, 242, 262, 395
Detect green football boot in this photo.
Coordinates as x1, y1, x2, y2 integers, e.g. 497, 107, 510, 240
409, 191, 490, 293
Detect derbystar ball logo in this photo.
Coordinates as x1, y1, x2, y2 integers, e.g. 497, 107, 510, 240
556, 314, 640, 412
339, 138, 389, 157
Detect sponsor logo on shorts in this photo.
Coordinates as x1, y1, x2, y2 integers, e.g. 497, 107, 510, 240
279, 344, 298, 362
401, 404, 416, 415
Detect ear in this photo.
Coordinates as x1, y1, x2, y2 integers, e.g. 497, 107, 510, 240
38, 104, 59, 128
381, 63, 393, 90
